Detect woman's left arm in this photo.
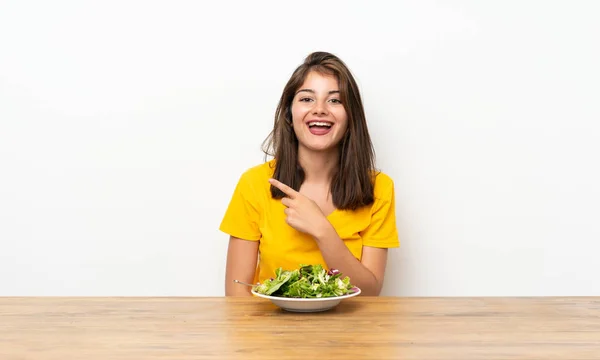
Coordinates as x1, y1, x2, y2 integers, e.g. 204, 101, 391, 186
268, 178, 390, 296
313, 224, 388, 296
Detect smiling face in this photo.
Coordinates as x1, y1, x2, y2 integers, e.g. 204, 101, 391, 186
290, 71, 349, 154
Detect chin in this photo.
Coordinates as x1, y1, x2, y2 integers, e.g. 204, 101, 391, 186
300, 142, 339, 153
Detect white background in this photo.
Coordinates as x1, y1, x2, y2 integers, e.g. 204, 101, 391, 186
1, 1, 599, 296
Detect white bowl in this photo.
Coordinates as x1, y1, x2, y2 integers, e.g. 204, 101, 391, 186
251, 288, 361, 312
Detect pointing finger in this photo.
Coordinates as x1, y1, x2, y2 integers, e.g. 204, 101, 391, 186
268, 178, 298, 199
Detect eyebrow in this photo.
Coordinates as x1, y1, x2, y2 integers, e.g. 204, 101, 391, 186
295, 89, 340, 95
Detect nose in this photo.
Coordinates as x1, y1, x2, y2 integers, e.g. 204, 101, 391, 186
312, 100, 329, 115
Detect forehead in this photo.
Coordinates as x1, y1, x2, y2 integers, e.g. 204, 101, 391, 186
299, 71, 339, 90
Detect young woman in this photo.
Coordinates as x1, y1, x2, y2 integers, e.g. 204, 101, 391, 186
220, 52, 399, 296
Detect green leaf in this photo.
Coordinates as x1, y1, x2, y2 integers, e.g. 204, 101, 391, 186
258, 264, 357, 298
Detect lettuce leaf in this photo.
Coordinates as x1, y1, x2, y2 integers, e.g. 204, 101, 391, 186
253, 264, 357, 298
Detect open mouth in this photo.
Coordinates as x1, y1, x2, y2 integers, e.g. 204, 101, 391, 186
307, 121, 333, 135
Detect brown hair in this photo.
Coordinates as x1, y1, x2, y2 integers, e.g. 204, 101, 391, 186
262, 51, 376, 210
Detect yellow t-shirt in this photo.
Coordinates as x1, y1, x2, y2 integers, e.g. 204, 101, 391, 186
219, 160, 400, 283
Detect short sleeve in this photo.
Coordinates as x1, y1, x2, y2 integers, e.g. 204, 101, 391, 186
219, 171, 261, 241
360, 176, 400, 248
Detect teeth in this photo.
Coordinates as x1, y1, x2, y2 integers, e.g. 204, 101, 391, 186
308, 121, 332, 127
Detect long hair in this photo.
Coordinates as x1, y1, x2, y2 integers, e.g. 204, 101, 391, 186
262, 51, 376, 210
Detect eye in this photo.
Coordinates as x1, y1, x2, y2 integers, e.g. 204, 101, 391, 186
299, 97, 314, 102
329, 98, 342, 104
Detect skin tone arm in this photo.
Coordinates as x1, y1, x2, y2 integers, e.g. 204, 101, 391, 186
225, 236, 259, 296
269, 178, 388, 296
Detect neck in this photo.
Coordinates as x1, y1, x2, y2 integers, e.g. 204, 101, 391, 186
297, 146, 338, 183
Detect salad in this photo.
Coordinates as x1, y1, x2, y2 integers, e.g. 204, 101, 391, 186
253, 264, 359, 298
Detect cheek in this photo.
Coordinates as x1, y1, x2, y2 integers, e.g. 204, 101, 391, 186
337, 122, 349, 137
290, 105, 306, 123
290, 109, 305, 133
335, 111, 349, 132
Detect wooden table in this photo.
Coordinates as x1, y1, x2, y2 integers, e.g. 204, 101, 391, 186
1, 297, 599, 359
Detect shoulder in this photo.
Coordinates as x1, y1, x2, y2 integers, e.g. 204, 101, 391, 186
235, 160, 275, 196
372, 170, 395, 202
239, 160, 275, 183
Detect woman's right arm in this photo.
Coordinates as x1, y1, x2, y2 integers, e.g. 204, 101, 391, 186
225, 236, 259, 296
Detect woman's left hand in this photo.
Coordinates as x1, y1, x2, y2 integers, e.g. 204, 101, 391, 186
269, 178, 332, 238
